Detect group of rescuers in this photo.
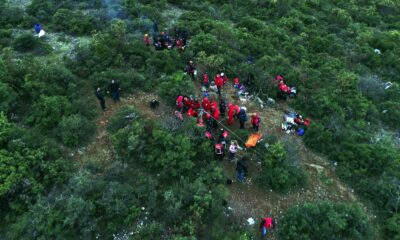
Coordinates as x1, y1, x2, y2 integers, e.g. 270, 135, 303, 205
93, 24, 298, 237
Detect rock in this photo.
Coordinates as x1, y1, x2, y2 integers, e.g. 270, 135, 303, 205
247, 217, 255, 225
306, 163, 325, 174
267, 97, 275, 105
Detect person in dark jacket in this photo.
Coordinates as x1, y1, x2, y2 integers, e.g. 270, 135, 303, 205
153, 20, 158, 34
95, 87, 106, 110
108, 79, 121, 102
238, 107, 247, 129
236, 157, 248, 182
219, 98, 226, 117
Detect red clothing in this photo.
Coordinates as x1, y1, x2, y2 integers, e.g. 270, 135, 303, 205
222, 75, 229, 85
279, 83, 291, 93
196, 117, 204, 127
213, 109, 220, 120
234, 77, 240, 85
203, 74, 209, 85
276, 75, 283, 82
183, 97, 191, 108
211, 101, 218, 111
143, 35, 150, 45
202, 98, 211, 111
176, 96, 183, 108
191, 100, 200, 110
215, 75, 223, 87
263, 218, 274, 229
251, 114, 260, 126
187, 108, 198, 117
234, 105, 241, 116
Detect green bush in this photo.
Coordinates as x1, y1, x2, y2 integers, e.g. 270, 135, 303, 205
258, 142, 307, 193
279, 202, 372, 240
108, 105, 140, 133
52, 9, 96, 35
13, 33, 38, 52
158, 72, 195, 106
58, 114, 95, 147
28, 96, 72, 131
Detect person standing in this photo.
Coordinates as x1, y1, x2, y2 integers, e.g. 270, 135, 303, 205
236, 156, 248, 182
238, 107, 248, 129
229, 140, 243, 160
143, 33, 150, 46
108, 80, 121, 102
251, 113, 260, 132
95, 87, 106, 111
260, 217, 276, 239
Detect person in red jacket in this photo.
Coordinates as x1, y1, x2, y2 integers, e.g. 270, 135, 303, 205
176, 95, 183, 111
212, 108, 220, 129
260, 217, 276, 239
187, 108, 198, 117
227, 104, 235, 125
211, 100, 218, 111
191, 99, 201, 110
202, 97, 211, 112
214, 74, 223, 96
234, 105, 241, 118
205, 113, 212, 129
251, 113, 260, 132
203, 73, 209, 88
278, 81, 291, 94
221, 72, 229, 85
143, 34, 150, 46
233, 76, 240, 89
183, 96, 191, 112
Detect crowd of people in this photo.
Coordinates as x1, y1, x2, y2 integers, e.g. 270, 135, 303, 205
92, 32, 312, 238
143, 20, 188, 51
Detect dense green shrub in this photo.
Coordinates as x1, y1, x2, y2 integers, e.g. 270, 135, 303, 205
58, 114, 95, 147
13, 33, 38, 52
158, 72, 195, 106
28, 95, 72, 131
279, 202, 372, 240
258, 142, 307, 193
52, 9, 96, 35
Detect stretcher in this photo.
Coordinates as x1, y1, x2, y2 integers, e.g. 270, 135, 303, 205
245, 133, 263, 148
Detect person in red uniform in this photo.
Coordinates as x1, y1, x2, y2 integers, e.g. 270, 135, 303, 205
227, 104, 235, 125
215, 143, 224, 161
279, 81, 291, 94
191, 99, 201, 110
221, 72, 229, 85
203, 73, 209, 88
212, 108, 220, 129
251, 113, 260, 132
202, 97, 211, 112
205, 113, 212, 129
233, 77, 240, 88
183, 96, 191, 112
260, 217, 276, 239
211, 100, 218, 111
234, 105, 241, 118
215, 74, 223, 96
187, 108, 198, 117
143, 34, 150, 46
176, 96, 183, 111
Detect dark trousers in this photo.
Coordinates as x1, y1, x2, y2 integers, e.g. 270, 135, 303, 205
99, 98, 105, 110
111, 91, 120, 102
217, 87, 221, 96
253, 124, 259, 132
213, 119, 218, 129
240, 120, 245, 129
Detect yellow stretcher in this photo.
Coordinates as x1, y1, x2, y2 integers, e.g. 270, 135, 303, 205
245, 133, 263, 148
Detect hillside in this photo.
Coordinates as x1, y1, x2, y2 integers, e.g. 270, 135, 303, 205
0, 0, 399, 239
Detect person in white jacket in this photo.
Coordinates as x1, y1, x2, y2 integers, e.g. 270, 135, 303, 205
229, 140, 243, 160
